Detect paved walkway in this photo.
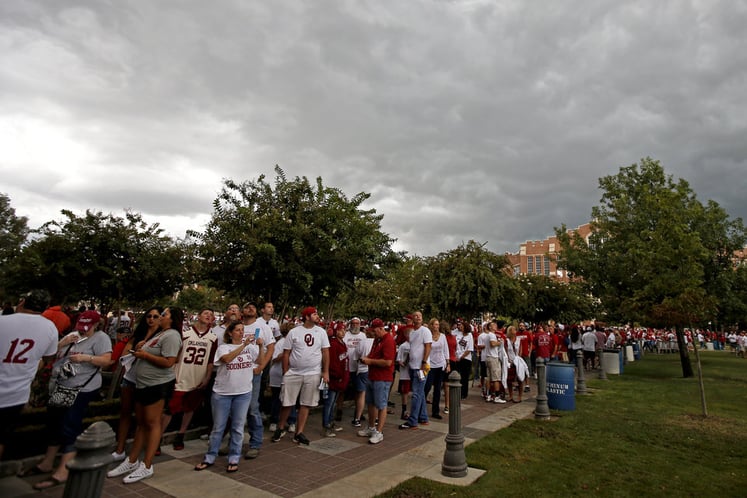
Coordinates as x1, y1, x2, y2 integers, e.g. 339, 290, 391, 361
1, 384, 536, 498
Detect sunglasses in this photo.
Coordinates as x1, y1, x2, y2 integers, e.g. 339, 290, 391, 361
146, 314, 160, 319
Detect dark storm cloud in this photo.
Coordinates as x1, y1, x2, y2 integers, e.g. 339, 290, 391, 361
1, 0, 745, 256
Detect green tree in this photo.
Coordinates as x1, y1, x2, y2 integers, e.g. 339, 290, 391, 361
6, 210, 186, 309
421, 240, 517, 319
556, 158, 746, 378
512, 275, 596, 324
193, 167, 395, 309
0, 193, 29, 301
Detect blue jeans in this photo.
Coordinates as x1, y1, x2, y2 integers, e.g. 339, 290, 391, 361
247, 373, 263, 449
407, 368, 428, 426
206, 391, 251, 465
322, 389, 340, 428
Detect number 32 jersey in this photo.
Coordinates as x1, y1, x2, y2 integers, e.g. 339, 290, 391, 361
284, 325, 330, 376
174, 326, 218, 391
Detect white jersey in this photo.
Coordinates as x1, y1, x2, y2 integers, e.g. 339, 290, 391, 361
174, 326, 218, 392
0, 313, 58, 408
343, 330, 365, 373
213, 343, 259, 395
284, 325, 330, 376
355, 337, 374, 374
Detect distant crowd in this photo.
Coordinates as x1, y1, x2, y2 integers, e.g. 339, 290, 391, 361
2, 290, 745, 490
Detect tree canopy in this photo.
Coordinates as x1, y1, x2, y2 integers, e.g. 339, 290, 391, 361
556, 158, 746, 377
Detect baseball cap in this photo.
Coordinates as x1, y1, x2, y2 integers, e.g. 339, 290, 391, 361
75, 310, 101, 332
370, 318, 385, 328
301, 306, 317, 318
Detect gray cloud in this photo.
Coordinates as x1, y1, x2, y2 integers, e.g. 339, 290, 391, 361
1, 0, 745, 257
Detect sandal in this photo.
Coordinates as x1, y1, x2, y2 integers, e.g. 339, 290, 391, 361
32, 476, 66, 490
19, 465, 51, 477
226, 463, 239, 473
194, 461, 214, 471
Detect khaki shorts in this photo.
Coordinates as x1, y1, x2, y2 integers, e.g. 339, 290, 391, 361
280, 373, 321, 407
486, 357, 502, 382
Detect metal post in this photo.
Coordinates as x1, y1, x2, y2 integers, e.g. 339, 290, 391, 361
598, 349, 608, 380
63, 421, 115, 498
575, 350, 588, 395
534, 358, 550, 419
442, 371, 468, 478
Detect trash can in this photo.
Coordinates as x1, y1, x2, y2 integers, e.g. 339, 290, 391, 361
632, 341, 641, 360
625, 345, 635, 362
603, 349, 621, 375
705, 342, 714, 351
546, 362, 575, 410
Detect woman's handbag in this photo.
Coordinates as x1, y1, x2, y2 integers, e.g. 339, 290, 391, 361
48, 367, 99, 408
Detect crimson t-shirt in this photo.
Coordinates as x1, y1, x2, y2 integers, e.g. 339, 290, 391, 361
368, 333, 396, 381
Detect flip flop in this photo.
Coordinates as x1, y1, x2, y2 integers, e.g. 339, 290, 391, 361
32, 476, 66, 490
19, 465, 51, 477
226, 463, 239, 473
194, 461, 214, 471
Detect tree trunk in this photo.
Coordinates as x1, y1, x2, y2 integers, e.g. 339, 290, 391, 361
691, 327, 708, 417
674, 325, 694, 378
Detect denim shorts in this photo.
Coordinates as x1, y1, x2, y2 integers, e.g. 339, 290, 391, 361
354, 371, 369, 392
365, 380, 392, 410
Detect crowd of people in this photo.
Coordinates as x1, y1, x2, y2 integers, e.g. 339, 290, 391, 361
2, 289, 746, 490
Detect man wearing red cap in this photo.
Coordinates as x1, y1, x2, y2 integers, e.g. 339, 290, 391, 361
357, 319, 395, 444
272, 307, 329, 445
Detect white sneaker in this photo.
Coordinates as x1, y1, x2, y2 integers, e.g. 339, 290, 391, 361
494, 397, 507, 404
485, 395, 494, 403
369, 431, 384, 444
357, 427, 375, 438
107, 459, 139, 478
123, 461, 154, 484
111, 450, 126, 462
269, 423, 278, 432
288, 423, 296, 433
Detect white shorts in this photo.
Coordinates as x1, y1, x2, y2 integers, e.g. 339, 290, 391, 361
280, 373, 321, 407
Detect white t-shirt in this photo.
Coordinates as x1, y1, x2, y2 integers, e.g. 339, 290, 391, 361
284, 325, 330, 376
343, 330, 365, 373
212, 324, 227, 347
242, 320, 276, 364
408, 326, 433, 370
213, 343, 259, 395
477, 331, 490, 361
269, 337, 287, 387
259, 317, 281, 339
0, 313, 58, 408
355, 337, 374, 374
455, 333, 474, 361
429, 335, 448, 369
485, 332, 502, 358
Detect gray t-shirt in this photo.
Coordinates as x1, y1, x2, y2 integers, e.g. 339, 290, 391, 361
135, 328, 182, 388
58, 331, 112, 392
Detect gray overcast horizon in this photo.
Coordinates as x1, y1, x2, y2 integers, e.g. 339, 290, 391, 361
2, 1, 745, 257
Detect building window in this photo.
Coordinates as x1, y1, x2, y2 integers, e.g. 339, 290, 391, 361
534, 256, 542, 275
527, 256, 533, 274
513, 265, 520, 276
544, 256, 550, 276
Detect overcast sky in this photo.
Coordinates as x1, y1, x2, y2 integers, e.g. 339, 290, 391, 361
2, 1, 745, 256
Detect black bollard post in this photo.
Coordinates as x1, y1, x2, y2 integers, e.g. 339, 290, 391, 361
441, 371, 468, 478
576, 350, 588, 395
534, 358, 550, 420
63, 421, 115, 498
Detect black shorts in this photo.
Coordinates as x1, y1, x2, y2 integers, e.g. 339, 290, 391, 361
479, 361, 487, 378
135, 379, 175, 407
0, 404, 25, 445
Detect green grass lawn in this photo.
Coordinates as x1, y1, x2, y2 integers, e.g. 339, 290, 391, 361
379, 351, 747, 497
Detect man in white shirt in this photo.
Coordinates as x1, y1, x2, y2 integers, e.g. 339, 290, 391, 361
343, 317, 366, 427
0, 290, 58, 460
399, 311, 432, 430
272, 307, 329, 445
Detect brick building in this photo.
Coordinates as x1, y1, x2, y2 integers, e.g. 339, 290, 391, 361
506, 223, 593, 282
